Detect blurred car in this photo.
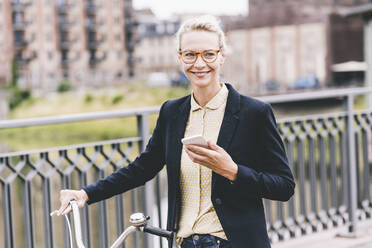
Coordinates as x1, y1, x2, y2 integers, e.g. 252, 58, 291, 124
171, 71, 189, 86
146, 72, 171, 87
293, 75, 320, 89
262, 80, 281, 92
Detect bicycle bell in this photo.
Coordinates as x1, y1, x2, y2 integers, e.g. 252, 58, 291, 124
129, 213, 149, 227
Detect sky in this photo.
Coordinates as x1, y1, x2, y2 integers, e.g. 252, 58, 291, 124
133, 0, 249, 19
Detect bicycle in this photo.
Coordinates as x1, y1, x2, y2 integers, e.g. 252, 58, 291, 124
50, 200, 174, 248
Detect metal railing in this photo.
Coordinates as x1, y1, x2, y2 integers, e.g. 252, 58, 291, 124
0, 87, 371, 248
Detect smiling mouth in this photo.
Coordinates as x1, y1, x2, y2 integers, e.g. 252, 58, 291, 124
191, 71, 211, 77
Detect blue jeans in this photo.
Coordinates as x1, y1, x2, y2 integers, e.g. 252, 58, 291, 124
181, 234, 232, 248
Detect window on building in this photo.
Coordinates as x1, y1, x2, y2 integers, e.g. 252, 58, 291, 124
12, 12, 23, 24
156, 24, 165, 33
48, 51, 53, 60
89, 49, 96, 60
61, 49, 68, 61
115, 34, 121, 41
116, 71, 123, 79
148, 24, 156, 33
58, 13, 68, 24
117, 51, 123, 59
138, 25, 146, 35
88, 31, 96, 42
61, 31, 68, 42
14, 30, 24, 41
57, 0, 67, 6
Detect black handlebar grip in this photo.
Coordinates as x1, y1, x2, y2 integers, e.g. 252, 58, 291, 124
143, 225, 173, 239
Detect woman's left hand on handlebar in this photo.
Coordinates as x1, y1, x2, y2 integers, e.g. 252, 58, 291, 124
57, 189, 89, 216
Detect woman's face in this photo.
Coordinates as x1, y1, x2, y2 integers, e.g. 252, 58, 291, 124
179, 31, 225, 90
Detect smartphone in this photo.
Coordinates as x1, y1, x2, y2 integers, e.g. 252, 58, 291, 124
181, 134, 209, 148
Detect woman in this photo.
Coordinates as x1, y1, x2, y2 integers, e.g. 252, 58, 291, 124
58, 15, 295, 248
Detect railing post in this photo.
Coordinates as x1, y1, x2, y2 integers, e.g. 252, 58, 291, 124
364, 18, 372, 109
345, 94, 358, 235
137, 112, 155, 248
2, 182, 14, 248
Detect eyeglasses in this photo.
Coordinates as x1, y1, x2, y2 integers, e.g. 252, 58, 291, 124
178, 49, 220, 64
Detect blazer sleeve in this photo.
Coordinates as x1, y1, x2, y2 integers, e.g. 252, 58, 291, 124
233, 103, 295, 202
83, 102, 168, 204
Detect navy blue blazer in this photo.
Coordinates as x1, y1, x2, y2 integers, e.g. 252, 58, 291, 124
84, 83, 295, 248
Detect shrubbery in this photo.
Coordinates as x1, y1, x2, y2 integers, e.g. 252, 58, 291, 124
112, 95, 124, 104
9, 87, 31, 109
84, 94, 94, 103
57, 79, 72, 92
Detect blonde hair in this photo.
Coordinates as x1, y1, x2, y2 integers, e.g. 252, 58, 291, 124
176, 15, 227, 53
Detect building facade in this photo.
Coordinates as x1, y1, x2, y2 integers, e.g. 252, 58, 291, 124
134, 9, 180, 82
0, 0, 135, 91
223, 0, 368, 95
224, 23, 329, 93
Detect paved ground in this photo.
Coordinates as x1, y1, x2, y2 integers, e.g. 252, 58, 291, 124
272, 219, 372, 248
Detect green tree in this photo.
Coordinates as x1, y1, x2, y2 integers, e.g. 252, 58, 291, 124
11, 58, 19, 87
8, 57, 31, 109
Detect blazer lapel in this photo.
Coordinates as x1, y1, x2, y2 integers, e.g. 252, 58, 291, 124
170, 96, 191, 185
213, 84, 240, 188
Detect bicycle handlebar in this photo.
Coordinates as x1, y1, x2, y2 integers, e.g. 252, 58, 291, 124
142, 225, 173, 239
70, 201, 85, 248
51, 201, 174, 248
